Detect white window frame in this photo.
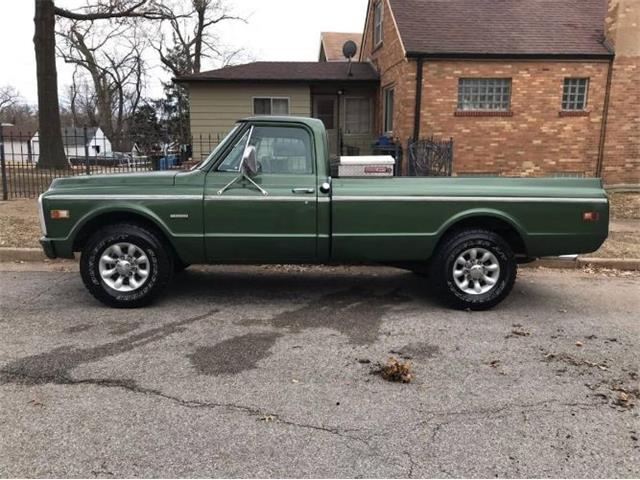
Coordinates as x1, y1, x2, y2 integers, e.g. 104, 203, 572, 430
252, 97, 291, 116
562, 78, 589, 111
343, 97, 372, 135
383, 86, 395, 134
374, 1, 384, 47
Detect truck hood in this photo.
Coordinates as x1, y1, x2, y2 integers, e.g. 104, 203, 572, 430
49, 171, 178, 190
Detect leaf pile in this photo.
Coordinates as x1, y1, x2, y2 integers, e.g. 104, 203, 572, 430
374, 357, 413, 383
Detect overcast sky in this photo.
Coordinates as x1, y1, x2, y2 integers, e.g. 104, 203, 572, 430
0, 0, 368, 105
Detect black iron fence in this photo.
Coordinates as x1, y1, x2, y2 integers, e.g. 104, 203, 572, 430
407, 136, 454, 177
0, 126, 220, 199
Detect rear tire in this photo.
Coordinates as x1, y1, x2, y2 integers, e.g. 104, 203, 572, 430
80, 223, 174, 308
430, 229, 517, 310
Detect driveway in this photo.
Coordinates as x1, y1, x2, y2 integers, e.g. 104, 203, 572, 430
0, 265, 638, 478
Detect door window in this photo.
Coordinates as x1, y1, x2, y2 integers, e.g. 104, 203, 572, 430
315, 98, 335, 130
216, 125, 313, 175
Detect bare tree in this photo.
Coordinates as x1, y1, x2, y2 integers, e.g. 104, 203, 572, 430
34, 0, 171, 168
57, 20, 147, 150
0, 86, 22, 117
151, 0, 247, 77
63, 67, 98, 127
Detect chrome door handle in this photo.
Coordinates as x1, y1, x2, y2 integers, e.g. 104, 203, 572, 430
292, 188, 315, 194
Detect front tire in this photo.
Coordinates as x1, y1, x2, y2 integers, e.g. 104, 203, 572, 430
430, 229, 517, 310
80, 223, 174, 308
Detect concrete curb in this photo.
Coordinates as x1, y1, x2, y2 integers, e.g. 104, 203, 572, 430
525, 257, 640, 271
0, 248, 639, 271
0, 248, 47, 262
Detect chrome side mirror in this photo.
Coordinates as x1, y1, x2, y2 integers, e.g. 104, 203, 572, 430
241, 146, 258, 176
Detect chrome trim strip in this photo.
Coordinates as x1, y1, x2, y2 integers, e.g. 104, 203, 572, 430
204, 233, 317, 238
37, 194, 47, 236
333, 233, 433, 237
205, 195, 315, 202
332, 195, 608, 203
170, 214, 190, 219
45, 194, 202, 201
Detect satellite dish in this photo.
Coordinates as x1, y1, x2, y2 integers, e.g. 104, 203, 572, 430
342, 40, 358, 59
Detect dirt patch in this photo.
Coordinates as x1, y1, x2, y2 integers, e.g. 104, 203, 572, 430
0, 199, 41, 248
188, 332, 282, 376
589, 232, 640, 259
609, 193, 640, 220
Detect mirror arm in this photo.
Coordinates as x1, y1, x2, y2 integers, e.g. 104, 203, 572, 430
217, 171, 269, 196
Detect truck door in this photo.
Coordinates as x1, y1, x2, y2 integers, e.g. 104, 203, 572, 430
204, 123, 318, 262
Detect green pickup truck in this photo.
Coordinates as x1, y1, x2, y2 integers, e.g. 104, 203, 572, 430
38, 116, 609, 310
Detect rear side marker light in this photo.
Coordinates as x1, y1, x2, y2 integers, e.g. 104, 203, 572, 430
51, 210, 70, 220
582, 212, 599, 222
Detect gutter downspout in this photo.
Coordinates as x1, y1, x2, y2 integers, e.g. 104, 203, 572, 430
596, 56, 614, 178
413, 57, 424, 142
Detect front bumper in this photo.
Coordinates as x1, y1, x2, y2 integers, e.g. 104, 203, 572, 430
40, 237, 57, 259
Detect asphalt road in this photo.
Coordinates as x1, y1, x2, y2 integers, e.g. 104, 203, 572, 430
0, 265, 638, 478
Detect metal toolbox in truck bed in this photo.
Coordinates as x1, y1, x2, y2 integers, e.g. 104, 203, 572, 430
338, 156, 395, 177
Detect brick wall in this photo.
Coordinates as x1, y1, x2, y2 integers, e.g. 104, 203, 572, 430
360, 0, 639, 182
419, 61, 610, 177
361, 0, 417, 173
602, 0, 640, 185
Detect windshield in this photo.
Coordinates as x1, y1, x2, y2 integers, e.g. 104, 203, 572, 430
191, 124, 241, 170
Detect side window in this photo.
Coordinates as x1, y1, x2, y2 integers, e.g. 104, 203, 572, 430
562, 78, 589, 111
253, 126, 313, 175
216, 126, 314, 175
217, 129, 250, 172
374, 1, 383, 46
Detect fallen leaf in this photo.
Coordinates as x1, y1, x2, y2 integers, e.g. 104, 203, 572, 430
373, 357, 413, 383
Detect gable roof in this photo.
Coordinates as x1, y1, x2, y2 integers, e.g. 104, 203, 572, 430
387, 0, 612, 58
319, 32, 362, 61
175, 61, 379, 83
61, 127, 100, 147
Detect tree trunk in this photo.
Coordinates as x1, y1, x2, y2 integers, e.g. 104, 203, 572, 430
34, 0, 68, 169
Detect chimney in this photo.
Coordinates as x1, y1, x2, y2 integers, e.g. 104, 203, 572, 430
604, 0, 640, 56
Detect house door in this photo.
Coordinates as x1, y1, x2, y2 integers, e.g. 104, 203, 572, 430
313, 95, 338, 158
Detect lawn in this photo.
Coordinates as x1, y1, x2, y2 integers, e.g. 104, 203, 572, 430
1, 193, 638, 257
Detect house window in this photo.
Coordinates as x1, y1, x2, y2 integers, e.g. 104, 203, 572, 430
562, 78, 589, 111
383, 87, 394, 133
344, 97, 371, 135
374, 1, 383, 46
458, 78, 511, 111
315, 98, 335, 130
253, 97, 290, 116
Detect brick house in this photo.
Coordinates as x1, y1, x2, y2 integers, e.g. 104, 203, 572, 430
178, 0, 638, 185
360, 0, 639, 184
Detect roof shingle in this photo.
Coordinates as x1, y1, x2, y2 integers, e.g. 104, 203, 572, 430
389, 0, 611, 57
320, 32, 362, 61
176, 61, 379, 83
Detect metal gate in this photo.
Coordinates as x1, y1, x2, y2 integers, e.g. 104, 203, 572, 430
408, 136, 453, 176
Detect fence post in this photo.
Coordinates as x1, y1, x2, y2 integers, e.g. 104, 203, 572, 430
83, 126, 90, 175
0, 124, 8, 201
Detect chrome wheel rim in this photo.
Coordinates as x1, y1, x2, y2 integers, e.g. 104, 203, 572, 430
98, 242, 150, 292
452, 247, 501, 295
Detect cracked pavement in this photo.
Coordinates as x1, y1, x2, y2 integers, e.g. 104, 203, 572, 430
0, 265, 638, 477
